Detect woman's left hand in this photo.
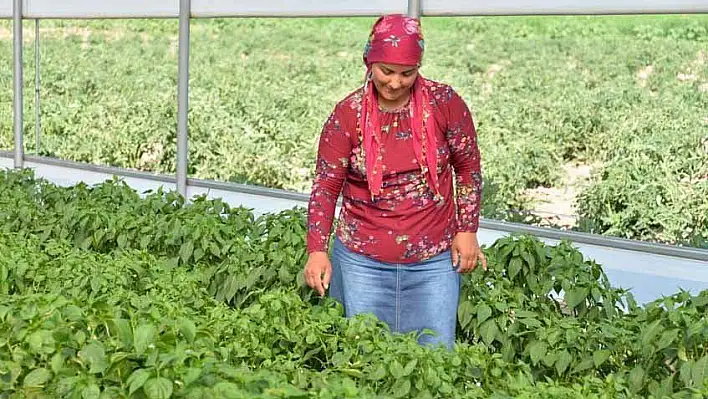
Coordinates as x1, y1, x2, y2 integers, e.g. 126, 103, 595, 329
451, 232, 487, 273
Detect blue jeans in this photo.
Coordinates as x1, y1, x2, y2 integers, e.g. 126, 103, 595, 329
329, 238, 461, 350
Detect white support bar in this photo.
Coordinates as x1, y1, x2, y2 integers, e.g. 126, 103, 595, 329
176, 0, 189, 198
1, 0, 705, 19
13, 0, 22, 168
191, 0, 406, 17
0, 0, 10, 18
24, 0, 178, 19
422, 0, 708, 15
14, 0, 407, 18
34, 19, 40, 155
408, 0, 421, 17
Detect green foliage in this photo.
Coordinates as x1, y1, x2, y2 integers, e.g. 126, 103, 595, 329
0, 16, 706, 245
576, 131, 708, 247
0, 170, 707, 397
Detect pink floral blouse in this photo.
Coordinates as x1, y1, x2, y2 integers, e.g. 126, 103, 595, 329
307, 79, 482, 263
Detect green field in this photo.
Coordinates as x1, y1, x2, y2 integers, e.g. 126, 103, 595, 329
1, 169, 707, 398
0, 16, 707, 247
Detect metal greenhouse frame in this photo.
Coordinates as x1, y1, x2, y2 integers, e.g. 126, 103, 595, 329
1, 0, 707, 304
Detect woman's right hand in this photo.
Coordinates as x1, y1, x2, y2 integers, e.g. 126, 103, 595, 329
304, 251, 332, 297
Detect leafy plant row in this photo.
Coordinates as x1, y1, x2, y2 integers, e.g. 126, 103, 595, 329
0, 170, 707, 397
0, 231, 639, 399
1, 16, 706, 245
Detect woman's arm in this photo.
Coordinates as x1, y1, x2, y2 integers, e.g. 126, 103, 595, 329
445, 90, 483, 234
444, 88, 486, 273
306, 104, 353, 254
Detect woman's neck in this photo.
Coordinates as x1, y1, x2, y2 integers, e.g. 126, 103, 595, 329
377, 92, 410, 112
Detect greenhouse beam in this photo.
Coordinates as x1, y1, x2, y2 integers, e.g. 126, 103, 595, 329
13, 0, 22, 168
176, 0, 190, 198
35, 19, 41, 155
408, 0, 421, 18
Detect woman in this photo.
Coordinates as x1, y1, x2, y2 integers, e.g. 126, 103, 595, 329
304, 14, 486, 350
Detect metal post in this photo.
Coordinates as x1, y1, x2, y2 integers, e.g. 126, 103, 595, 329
35, 19, 41, 155
176, 0, 190, 198
13, 0, 23, 168
407, 0, 421, 18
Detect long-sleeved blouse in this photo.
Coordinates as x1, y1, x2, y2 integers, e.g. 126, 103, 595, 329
307, 79, 482, 263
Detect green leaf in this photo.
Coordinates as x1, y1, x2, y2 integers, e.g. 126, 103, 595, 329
641, 319, 663, 347
508, 257, 522, 280
518, 317, 542, 328
533, 241, 547, 266
143, 377, 173, 399
113, 319, 133, 349
565, 287, 589, 309
140, 235, 151, 249
390, 360, 404, 379
520, 250, 535, 270
542, 352, 557, 367
656, 329, 679, 351
480, 319, 499, 345
23, 368, 51, 387
193, 247, 205, 263
450, 356, 462, 367
476, 304, 492, 325
402, 359, 418, 377
82, 383, 101, 399
166, 257, 180, 269
658, 375, 674, 398
648, 380, 661, 398
572, 358, 595, 374
457, 301, 474, 329
501, 342, 515, 363
593, 349, 611, 367
331, 351, 350, 367
691, 355, 708, 388
184, 368, 201, 387
555, 350, 572, 375
515, 310, 538, 318
678, 346, 688, 361
305, 332, 317, 345
498, 243, 515, 263
28, 330, 55, 355
117, 234, 128, 248
178, 318, 196, 343
391, 379, 411, 398
128, 369, 152, 395
629, 366, 645, 393
367, 364, 386, 381
209, 242, 221, 257
90, 277, 101, 293
75, 330, 87, 345
79, 343, 108, 374
680, 360, 693, 387
134, 324, 156, 355
692, 295, 708, 307
528, 341, 547, 366
339, 368, 363, 379
180, 241, 194, 264
51, 353, 64, 374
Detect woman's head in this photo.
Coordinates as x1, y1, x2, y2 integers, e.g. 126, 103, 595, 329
370, 63, 418, 104
363, 14, 425, 102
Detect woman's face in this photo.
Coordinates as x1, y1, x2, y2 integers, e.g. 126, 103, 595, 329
371, 63, 419, 104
